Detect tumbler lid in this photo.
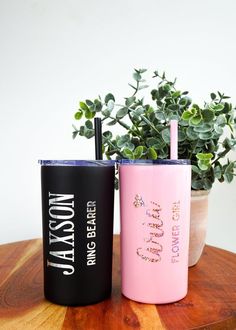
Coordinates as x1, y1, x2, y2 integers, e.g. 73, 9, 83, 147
39, 160, 115, 167
118, 159, 191, 165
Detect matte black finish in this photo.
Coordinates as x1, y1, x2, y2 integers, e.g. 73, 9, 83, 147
41, 165, 114, 306
94, 117, 102, 160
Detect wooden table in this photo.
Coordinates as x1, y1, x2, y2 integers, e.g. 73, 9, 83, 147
0, 236, 235, 330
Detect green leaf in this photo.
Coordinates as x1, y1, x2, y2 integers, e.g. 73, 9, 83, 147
116, 134, 131, 148
146, 137, 162, 149
153, 70, 159, 77
198, 161, 209, 171
190, 108, 198, 115
125, 96, 136, 107
133, 107, 145, 117
86, 99, 93, 106
84, 127, 94, 139
186, 127, 198, 140
79, 102, 89, 111
202, 109, 215, 122
214, 124, 224, 135
161, 128, 170, 144
210, 93, 216, 100
107, 99, 115, 111
123, 148, 134, 159
212, 104, 224, 112
116, 107, 128, 119
203, 178, 212, 190
125, 142, 135, 151
158, 149, 169, 159
223, 138, 236, 150
147, 147, 157, 160
214, 165, 222, 179
85, 109, 95, 119
193, 123, 212, 133
139, 68, 147, 73
178, 130, 186, 142
142, 146, 148, 155
196, 153, 213, 160
103, 130, 113, 141
199, 131, 213, 140
88, 104, 96, 112
134, 146, 143, 159
133, 71, 142, 81
172, 91, 181, 98
179, 98, 188, 107
196, 140, 205, 147
72, 131, 79, 139
169, 113, 179, 121
74, 110, 83, 120
182, 111, 193, 121
131, 137, 140, 147
192, 165, 201, 174
155, 111, 166, 121
137, 84, 149, 90
94, 99, 102, 112
192, 104, 200, 111
105, 93, 115, 104
162, 83, 169, 92
224, 171, 234, 183
168, 104, 180, 111
102, 108, 112, 117
79, 126, 85, 136
223, 162, 235, 183
190, 115, 202, 125
85, 120, 93, 129
196, 153, 213, 171
222, 102, 231, 114
217, 114, 227, 126
107, 119, 117, 126
179, 119, 189, 127
192, 179, 204, 190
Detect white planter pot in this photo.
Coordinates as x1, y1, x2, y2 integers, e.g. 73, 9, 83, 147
188, 190, 209, 267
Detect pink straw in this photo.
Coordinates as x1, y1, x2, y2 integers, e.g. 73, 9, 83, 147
170, 120, 178, 159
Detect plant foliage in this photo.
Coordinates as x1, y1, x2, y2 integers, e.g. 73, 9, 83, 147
73, 69, 236, 190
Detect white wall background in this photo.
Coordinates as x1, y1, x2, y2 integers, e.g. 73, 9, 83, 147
0, 0, 235, 252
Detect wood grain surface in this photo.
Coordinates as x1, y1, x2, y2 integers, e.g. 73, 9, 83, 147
0, 236, 235, 330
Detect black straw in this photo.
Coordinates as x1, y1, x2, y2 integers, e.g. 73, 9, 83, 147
94, 117, 103, 160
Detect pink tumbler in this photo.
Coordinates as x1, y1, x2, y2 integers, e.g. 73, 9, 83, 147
119, 159, 191, 304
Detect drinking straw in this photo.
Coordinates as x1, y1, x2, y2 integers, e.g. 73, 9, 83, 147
170, 119, 178, 159
94, 117, 103, 160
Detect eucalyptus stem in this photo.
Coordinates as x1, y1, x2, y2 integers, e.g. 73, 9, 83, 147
102, 115, 130, 130
212, 148, 231, 165
228, 122, 234, 133
140, 115, 160, 134
132, 80, 139, 97
127, 111, 142, 137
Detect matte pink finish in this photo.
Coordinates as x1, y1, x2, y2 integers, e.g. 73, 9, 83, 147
119, 164, 191, 304
170, 120, 178, 160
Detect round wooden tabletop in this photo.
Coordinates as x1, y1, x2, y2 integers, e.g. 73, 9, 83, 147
0, 235, 235, 330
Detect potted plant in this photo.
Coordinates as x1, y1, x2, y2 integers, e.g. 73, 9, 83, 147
72, 69, 236, 266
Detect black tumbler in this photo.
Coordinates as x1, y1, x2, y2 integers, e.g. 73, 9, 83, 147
40, 160, 115, 306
